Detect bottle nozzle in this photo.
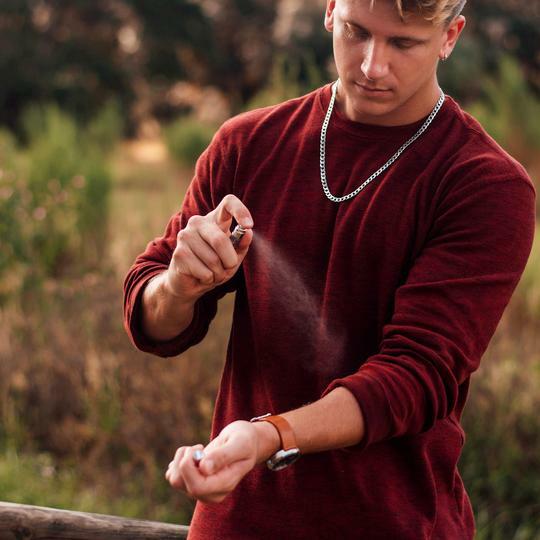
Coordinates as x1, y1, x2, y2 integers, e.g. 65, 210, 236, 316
230, 224, 247, 247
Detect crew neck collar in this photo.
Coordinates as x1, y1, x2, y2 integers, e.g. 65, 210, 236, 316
317, 82, 451, 140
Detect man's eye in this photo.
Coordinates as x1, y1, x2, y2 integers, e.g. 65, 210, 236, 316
392, 39, 415, 50
345, 24, 369, 40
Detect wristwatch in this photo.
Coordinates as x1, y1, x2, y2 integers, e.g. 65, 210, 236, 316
249, 413, 301, 471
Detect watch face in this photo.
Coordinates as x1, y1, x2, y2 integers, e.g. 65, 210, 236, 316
267, 448, 301, 471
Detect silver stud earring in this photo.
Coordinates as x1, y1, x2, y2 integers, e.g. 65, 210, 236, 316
441, 53, 449, 62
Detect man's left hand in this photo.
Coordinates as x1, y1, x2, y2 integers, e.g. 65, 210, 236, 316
165, 420, 274, 504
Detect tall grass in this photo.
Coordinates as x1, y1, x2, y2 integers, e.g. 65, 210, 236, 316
461, 228, 540, 539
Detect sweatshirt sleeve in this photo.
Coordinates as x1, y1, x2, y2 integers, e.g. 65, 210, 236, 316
321, 158, 536, 450
123, 123, 240, 358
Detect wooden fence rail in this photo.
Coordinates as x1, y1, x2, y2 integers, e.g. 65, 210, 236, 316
0, 502, 189, 540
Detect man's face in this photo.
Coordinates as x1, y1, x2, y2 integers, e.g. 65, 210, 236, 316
325, 0, 463, 125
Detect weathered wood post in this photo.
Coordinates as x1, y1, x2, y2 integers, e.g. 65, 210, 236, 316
0, 502, 189, 540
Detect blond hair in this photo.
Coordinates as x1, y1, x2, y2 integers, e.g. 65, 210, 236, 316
370, 0, 467, 25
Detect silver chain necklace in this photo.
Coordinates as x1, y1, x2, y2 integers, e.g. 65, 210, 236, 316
320, 80, 446, 203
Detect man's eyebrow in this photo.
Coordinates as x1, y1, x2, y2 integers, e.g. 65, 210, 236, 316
346, 21, 429, 43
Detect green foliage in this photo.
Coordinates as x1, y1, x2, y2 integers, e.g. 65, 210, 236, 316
438, 34, 485, 99
164, 116, 216, 166
247, 52, 325, 110
75, 151, 112, 266
0, 450, 78, 508
467, 56, 540, 162
0, 128, 17, 169
0, 103, 119, 295
84, 101, 124, 156
22, 104, 113, 275
515, 228, 540, 321
0, 131, 27, 298
462, 366, 540, 538
0, 448, 189, 524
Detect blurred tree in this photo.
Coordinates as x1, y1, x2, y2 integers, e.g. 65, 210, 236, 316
440, 0, 539, 102
0, 0, 537, 132
194, 0, 277, 107
0, 0, 211, 133
0, 1, 130, 131
272, 0, 332, 88
473, 0, 539, 89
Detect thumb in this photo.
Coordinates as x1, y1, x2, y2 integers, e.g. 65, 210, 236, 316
199, 451, 223, 476
200, 442, 243, 476
234, 228, 254, 260
212, 194, 254, 232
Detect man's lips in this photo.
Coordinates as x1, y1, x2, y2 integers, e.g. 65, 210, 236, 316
357, 83, 392, 92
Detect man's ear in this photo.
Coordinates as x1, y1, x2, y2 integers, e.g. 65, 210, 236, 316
324, 0, 337, 32
441, 15, 466, 58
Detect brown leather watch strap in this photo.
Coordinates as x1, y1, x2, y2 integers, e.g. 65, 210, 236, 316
257, 415, 298, 451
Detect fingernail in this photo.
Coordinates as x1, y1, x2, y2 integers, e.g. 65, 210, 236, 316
205, 459, 214, 474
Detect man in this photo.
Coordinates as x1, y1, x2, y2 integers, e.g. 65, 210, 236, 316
123, 0, 536, 538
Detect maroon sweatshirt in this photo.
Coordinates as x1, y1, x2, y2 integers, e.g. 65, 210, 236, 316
124, 84, 536, 539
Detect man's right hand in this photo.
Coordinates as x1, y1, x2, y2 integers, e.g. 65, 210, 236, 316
164, 194, 254, 302
141, 194, 254, 343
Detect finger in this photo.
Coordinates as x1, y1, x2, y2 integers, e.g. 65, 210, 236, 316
182, 449, 252, 498
234, 228, 254, 262
180, 446, 211, 495
188, 229, 229, 277
196, 222, 238, 271
198, 444, 234, 476
167, 444, 201, 490
173, 243, 215, 285
167, 442, 206, 488
167, 448, 188, 490
173, 446, 188, 464
199, 434, 252, 477
213, 195, 254, 230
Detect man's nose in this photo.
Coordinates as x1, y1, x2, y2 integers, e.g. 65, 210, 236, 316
361, 40, 390, 80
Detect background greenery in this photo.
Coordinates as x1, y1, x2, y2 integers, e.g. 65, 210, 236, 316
0, 1, 539, 538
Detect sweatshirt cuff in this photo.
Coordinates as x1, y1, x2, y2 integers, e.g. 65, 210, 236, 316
126, 270, 204, 358
321, 365, 394, 452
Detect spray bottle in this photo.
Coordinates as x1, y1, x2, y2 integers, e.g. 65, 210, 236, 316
230, 224, 247, 248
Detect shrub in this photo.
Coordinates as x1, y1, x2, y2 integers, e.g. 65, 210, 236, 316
83, 100, 124, 156
0, 103, 119, 292
246, 51, 325, 110
466, 56, 540, 165
164, 117, 216, 167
